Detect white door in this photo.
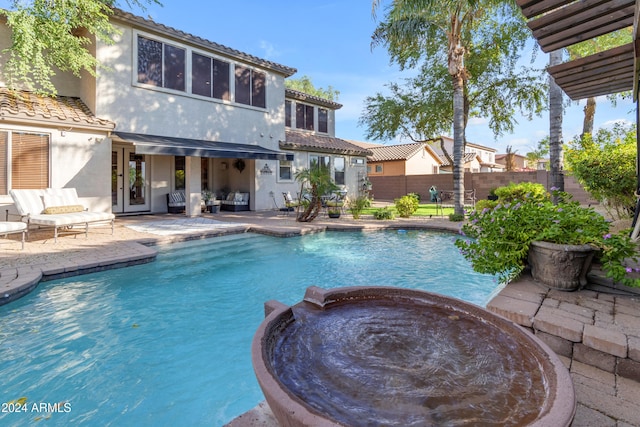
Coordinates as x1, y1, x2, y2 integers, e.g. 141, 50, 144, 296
112, 146, 150, 213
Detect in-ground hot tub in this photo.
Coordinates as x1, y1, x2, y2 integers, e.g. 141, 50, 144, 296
252, 286, 575, 427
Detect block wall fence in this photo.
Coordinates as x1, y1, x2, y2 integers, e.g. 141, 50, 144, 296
368, 171, 597, 205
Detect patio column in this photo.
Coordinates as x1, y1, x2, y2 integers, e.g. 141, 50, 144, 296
185, 156, 202, 217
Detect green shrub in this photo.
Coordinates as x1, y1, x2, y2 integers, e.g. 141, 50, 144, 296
494, 182, 548, 203
474, 199, 497, 212
407, 192, 421, 202
448, 213, 465, 222
395, 195, 419, 218
373, 207, 395, 220
348, 196, 370, 219
565, 124, 637, 219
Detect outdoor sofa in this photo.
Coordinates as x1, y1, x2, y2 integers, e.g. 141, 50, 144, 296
166, 190, 186, 214
9, 188, 115, 243
220, 192, 249, 212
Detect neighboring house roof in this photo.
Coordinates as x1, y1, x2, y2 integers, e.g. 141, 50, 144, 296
113, 8, 297, 78
367, 142, 441, 165
0, 88, 115, 130
285, 89, 342, 110
347, 140, 384, 149
439, 153, 480, 167
280, 130, 372, 156
436, 135, 497, 153
495, 153, 527, 162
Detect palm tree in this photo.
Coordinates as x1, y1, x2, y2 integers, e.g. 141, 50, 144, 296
548, 50, 564, 195
372, 0, 513, 215
294, 164, 338, 222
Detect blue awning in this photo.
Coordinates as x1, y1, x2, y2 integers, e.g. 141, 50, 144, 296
114, 132, 293, 161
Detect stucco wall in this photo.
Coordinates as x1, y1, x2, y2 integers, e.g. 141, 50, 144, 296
94, 24, 286, 153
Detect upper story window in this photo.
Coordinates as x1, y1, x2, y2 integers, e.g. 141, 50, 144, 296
286, 100, 330, 134
318, 108, 328, 133
192, 53, 230, 100
137, 36, 185, 91
285, 101, 292, 127
136, 34, 267, 109
296, 104, 314, 131
235, 65, 266, 108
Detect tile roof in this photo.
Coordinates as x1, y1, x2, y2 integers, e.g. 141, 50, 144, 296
113, 9, 297, 77
280, 130, 372, 156
285, 89, 342, 110
367, 142, 427, 162
347, 140, 384, 149
439, 152, 479, 167
0, 88, 115, 129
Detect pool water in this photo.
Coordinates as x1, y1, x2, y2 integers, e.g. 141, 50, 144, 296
0, 231, 499, 426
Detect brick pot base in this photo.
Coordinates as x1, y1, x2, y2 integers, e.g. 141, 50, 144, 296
528, 240, 594, 291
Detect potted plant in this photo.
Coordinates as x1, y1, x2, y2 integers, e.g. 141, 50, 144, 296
327, 209, 341, 219
455, 184, 640, 290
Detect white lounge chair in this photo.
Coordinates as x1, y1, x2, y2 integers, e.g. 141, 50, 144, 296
10, 188, 115, 243
0, 221, 26, 249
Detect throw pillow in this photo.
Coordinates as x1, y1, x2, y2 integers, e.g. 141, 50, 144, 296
43, 205, 85, 214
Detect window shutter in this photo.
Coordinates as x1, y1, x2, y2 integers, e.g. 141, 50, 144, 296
11, 132, 49, 189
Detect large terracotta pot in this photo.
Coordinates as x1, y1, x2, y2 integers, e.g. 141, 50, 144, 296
528, 240, 594, 291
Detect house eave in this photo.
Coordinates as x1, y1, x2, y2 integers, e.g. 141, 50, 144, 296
112, 8, 297, 77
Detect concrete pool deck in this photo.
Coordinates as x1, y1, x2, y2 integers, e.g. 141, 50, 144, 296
0, 208, 638, 426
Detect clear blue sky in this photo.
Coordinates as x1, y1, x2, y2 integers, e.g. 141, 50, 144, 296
136, 1, 635, 155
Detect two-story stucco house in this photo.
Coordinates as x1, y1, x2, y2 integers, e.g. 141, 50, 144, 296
0, 9, 369, 217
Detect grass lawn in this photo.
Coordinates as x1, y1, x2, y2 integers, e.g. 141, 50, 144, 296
360, 204, 455, 217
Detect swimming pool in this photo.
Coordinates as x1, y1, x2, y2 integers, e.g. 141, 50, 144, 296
0, 230, 499, 426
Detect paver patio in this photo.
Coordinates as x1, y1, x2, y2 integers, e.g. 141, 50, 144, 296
0, 209, 638, 426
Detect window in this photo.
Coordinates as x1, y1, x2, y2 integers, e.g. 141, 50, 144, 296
201, 158, 209, 190
137, 36, 185, 91
318, 108, 328, 133
285, 100, 292, 127
278, 160, 293, 181
175, 156, 185, 190
0, 131, 50, 194
334, 157, 345, 185
310, 154, 330, 170
351, 158, 364, 165
235, 65, 266, 108
164, 44, 185, 91
375, 164, 383, 173
192, 53, 230, 100
137, 34, 269, 108
296, 104, 314, 131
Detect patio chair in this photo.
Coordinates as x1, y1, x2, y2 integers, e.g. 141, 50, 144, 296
325, 191, 346, 214
0, 221, 26, 249
282, 192, 302, 216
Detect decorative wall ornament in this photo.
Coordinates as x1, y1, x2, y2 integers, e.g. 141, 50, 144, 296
260, 163, 273, 175
233, 158, 246, 173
